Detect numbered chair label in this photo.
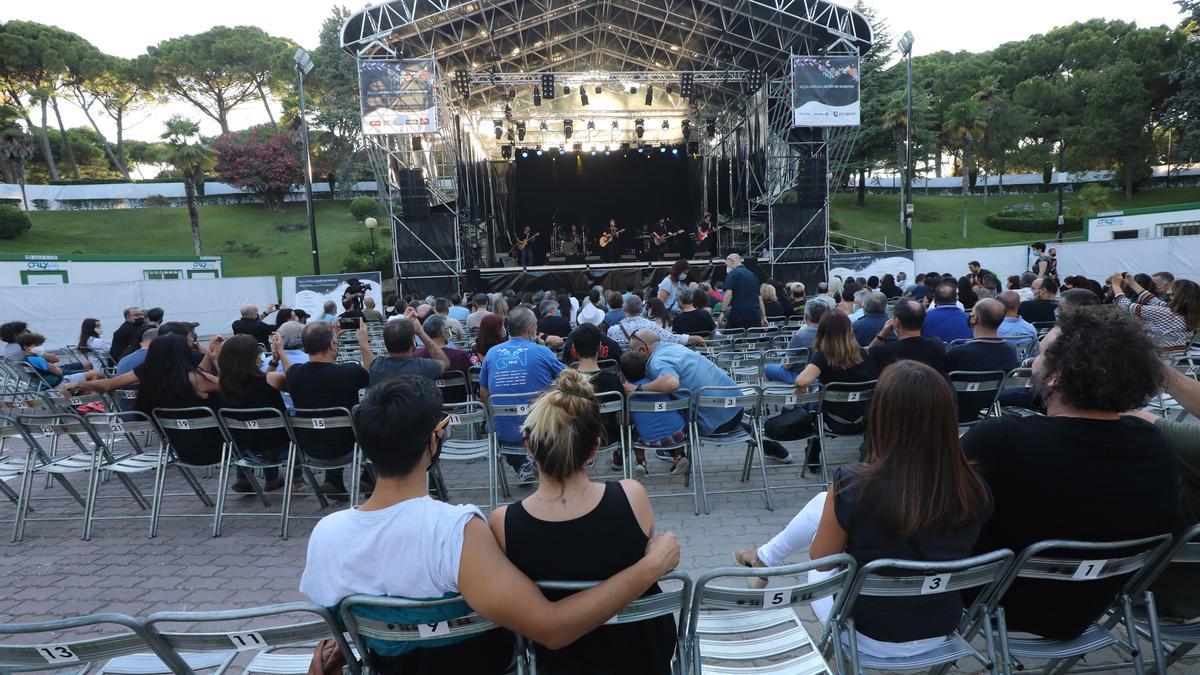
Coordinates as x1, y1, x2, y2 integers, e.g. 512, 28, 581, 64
724, 397, 738, 407
1073, 559, 1108, 579
176, 419, 191, 429
784, 395, 797, 405
653, 402, 667, 412
38, 645, 80, 664
68, 397, 83, 405
244, 420, 260, 429
417, 621, 450, 638
109, 423, 125, 433
449, 415, 462, 425
762, 588, 789, 608
310, 418, 326, 429
435, 380, 446, 387
228, 631, 266, 651
920, 574, 952, 594
39, 425, 55, 434
846, 392, 861, 402
515, 405, 529, 415
965, 382, 981, 392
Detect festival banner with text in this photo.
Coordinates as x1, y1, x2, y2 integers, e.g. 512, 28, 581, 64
791, 55, 861, 127
359, 59, 437, 135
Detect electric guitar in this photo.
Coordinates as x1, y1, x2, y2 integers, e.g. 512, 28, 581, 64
512, 232, 540, 252
696, 222, 723, 242
652, 229, 686, 246
599, 229, 626, 248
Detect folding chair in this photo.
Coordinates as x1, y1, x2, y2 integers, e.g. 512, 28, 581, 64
813, 381, 877, 485
467, 365, 482, 399
1002, 335, 1038, 362
762, 348, 810, 385
143, 602, 355, 675
1032, 321, 1056, 338
594, 389, 626, 477
625, 389, 698, 514
0, 612, 191, 675
486, 392, 541, 500
716, 352, 763, 385
429, 401, 497, 509
521, 572, 692, 675
216, 407, 318, 540
288, 407, 365, 507
982, 535, 1174, 675
1129, 522, 1200, 669
339, 594, 499, 674
1151, 357, 1199, 422
433, 370, 471, 404
151, 407, 233, 538
692, 385, 770, 514
946, 370, 1008, 427
10, 411, 148, 542
759, 385, 824, 495
687, 555, 857, 675
830, 549, 1015, 673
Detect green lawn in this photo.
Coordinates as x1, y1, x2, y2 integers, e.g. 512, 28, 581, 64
830, 186, 1200, 250
1, 200, 387, 280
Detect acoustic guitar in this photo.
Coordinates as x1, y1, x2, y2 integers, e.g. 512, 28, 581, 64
652, 229, 686, 246
599, 229, 626, 248
512, 232, 541, 252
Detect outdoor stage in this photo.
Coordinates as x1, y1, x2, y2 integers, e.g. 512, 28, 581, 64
466, 256, 770, 294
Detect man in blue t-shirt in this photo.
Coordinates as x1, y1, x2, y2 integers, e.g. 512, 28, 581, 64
922, 282, 973, 343
480, 307, 565, 480
718, 254, 766, 330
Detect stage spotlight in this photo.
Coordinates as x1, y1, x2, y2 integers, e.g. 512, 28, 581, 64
501, 144, 512, 159
559, 147, 566, 155
629, 85, 638, 94
563, 119, 574, 139
611, 120, 619, 131
539, 121, 548, 133
672, 148, 678, 155
681, 120, 691, 140
637, 146, 645, 154
412, 136, 423, 151
506, 128, 514, 141
504, 104, 512, 119
604, 150, 610, 155
661, 120, 669, 130
453, 70, 471, 98
591, 150, 597, 156
536, 149, 543, 156
595, 86, 601, 94
580, 89, 589, 106
532, 87, 541, 106
634, 118, 645, 138
586, 120, 595, 131
706, 118, 716, 139
572, 142, 582, 152
493, 120, 503, 140
516, 122, 526, 141
541, 74, 556, 99
660, 146, 667, 153
680, 72, 694, 99
748, 69, 765, 91
520, 150, 528, 158
645, 85, 653, 106
563, 85, 571, 94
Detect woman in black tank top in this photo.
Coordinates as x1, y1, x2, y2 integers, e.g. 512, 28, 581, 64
488, 370, 675, 675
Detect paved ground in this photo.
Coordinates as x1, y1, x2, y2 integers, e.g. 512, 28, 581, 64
1, 431, 1195, 673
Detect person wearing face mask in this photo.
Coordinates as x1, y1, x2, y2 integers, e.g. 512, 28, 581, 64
109, 307, 146, 363
76, 318, 112, 370
657, 260, 689, 315
17, 332, 102, 387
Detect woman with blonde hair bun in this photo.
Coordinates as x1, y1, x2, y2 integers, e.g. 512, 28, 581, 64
487, 369, 677, 674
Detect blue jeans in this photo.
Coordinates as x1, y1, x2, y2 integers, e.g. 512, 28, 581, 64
764, 364, 798, 384
235, 446, 299, 483
519, 248, 534, 266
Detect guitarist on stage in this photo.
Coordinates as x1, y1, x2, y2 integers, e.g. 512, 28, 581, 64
696, 212, 720, 258
514, 226, 538, 266
650, 217, 685, 259
600, 218, 623, 263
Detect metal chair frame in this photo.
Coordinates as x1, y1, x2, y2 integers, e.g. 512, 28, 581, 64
429, 401, 497, 509
338, 594, 498, 675
485, 392, 540, 502
691, 385, 770, 514
624, 389, 698, 514
946, 370, 1009, 427
151, 407, 237, 538
813, 380, 878, 486
0, 612, 188, 675
287, 407, 366, 508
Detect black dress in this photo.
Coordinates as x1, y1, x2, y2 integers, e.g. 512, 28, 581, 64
504, 482, 676, 674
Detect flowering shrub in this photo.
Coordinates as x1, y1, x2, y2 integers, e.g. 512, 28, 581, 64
212, 125, 303, 210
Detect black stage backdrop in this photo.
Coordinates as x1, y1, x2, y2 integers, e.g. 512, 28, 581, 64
512, 149, 698, 260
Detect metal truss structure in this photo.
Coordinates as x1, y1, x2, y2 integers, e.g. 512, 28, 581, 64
341, 0, 873, 292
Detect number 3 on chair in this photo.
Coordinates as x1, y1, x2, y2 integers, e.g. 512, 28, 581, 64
37, 645, 79, 664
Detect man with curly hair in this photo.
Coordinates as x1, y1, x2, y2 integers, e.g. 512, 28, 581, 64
962, 306, 1183, 642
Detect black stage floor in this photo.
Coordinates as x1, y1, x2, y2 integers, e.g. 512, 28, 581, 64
465, 257, 769, 294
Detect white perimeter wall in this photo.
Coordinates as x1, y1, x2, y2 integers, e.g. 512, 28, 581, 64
0, 277, 278, 349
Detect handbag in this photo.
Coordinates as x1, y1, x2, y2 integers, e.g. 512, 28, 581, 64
307, 638, 347, 675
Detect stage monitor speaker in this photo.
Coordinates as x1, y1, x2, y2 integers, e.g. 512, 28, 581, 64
620, 254, 638, 262
499, 255, 517, 267
584, 255, 602, 264
547, 256, 567, 264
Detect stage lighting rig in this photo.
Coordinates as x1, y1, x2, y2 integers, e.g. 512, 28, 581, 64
681, 120, 691, 140
629, 85, 638, 94
748, 69, 765, 91
539, 121, 549, 133
453, 70, 471, 98
493, 120, 503, 140
532, 87, 541, 106
635, 119, 645, 138
595, 86, 601, 94
516, 121, 526, 141
706, 118, 716, 139
501, 144, 513, 159
586, 120, 596, 131
644, 85, 653, 106
504, 104, 512, 119
661, 120, 669, 130
563, 119, 573, 139
572, 142, 582, 152
563, 85, 571, 95
580, 88, 589, 106
611, 120, 619, 131
541, 74, 556, 99
680, 72, 694, 99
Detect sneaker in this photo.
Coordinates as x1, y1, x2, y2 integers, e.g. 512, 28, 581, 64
633, 461, 648, 478
291, 480, 308, 495
264, 477, 286, 492
670, 455, 690, 476
762, 441, 793, 464
654, 448, 676, 463
517, 459, 537, 483
231, 479, 255, 494
610, 450, 623, 471
732, 549, 769, 589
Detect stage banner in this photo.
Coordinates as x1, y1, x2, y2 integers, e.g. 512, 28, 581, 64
359, 59, 436, 135
829, 250, 914, 282
293, 272, 383, 319
791, 56, 861, 127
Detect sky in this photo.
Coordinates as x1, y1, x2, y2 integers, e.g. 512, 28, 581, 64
5, 0, 1189, 164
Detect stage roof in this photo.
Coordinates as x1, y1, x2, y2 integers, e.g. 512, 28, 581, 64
341, 0, 873, 110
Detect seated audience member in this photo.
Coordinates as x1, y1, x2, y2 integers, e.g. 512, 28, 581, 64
867, 300, 946, 372
909, 273, 937, 302
116, 328, 158, 376
783, 282, 807, 316
447, 294, 470, 322
1018, 276, 1058, 325
962, 307, 1183, 640
361, 296, 385, 323
19, 333, 101, 386
736, 360, 991, 658
607, 296, 701, 350
602, 291, 627, 329
472, 314, 507, 366
577, 289, 606, 327
232, 304, 279, 346
645, 298, 673, 330
851, 292, 891, 347
1058, 287, 1099, 313
263, 321, 311, 373
434, 298, 465, 342
764, 302, 827, 384
156, 321, 209, 369
109, 307, 146, 361
561, 325, 623, 365
466, 293, 491, 331
760, 283, 785, 319
145, 307, 164, 326
569, 324, 623, 444
489, 370, 677, 674
416, 315, 473, 402
878, 274, 902, 299
671, 287, 716, 336
996, 291, 1038, 341
537, 300, 573, 339
320, 300, 337, 322
1015, 271, 1037, 302
957, 275, 979, 310
300, 375, 680, 673
620, 351, 689, 475
274, 308, 297, 329
835, 281, 859, 318
480, 307, 565, 481
921, 283, 973, 343
766, 312, 878, 469
287, 321, 372, 500
1112, 273, 1200, 353
2, 321, 30, 363
76, 318, 112, 370
369, 310, 449, 386
215, 334, 299, 493
944, 299, 1018, 422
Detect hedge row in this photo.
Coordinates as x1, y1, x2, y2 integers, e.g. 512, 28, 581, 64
984, 214, 1083, 233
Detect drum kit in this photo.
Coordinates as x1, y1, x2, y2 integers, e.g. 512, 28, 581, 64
551, 223, 589, 258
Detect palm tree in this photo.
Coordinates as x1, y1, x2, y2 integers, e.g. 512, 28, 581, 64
160, 116, 213, 255
943, 99, 988, 239
0, 107, 34, 211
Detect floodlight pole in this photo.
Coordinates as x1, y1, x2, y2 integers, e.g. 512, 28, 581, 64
900, 31, 915, 251
296, 49, 320, 275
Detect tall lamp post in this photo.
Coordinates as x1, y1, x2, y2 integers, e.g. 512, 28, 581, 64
294, 47, 319, 275
897, 31, 915, 250
364, 216, 379, 270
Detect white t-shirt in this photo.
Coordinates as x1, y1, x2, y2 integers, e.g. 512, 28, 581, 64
569, 296, 580, 327
577, 303, 605, 326
658, 277, 682, 312
86, 336, 112, 370
300, 496, 484, 607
